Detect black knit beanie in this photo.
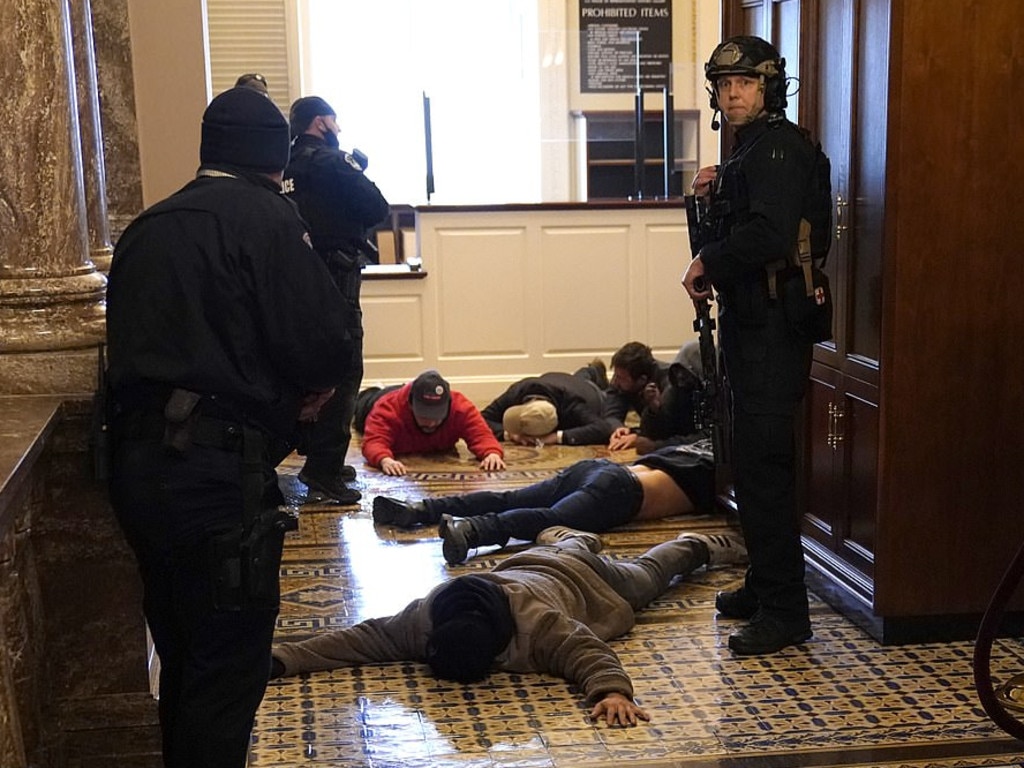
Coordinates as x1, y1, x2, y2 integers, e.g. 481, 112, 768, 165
425, 576, 515, 683
200, 87, 290, 173
289, 96, 336, 136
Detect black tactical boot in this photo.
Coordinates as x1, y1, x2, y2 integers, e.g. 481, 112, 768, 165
372, 496, 439, 528
728, 611, 812, 655
715, 587, 760, 620
438, 514, 509, 565
298, 466, 361, 505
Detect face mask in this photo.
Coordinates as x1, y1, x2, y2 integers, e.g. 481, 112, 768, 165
323, 130, 340, 149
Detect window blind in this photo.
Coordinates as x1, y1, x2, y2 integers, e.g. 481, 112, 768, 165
206, 0, 292, 108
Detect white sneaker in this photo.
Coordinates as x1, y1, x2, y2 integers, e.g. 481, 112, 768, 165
677, 532, 748, 567
536, 526, 603, 553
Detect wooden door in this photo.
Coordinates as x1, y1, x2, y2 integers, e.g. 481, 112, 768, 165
723, 0, 888, 588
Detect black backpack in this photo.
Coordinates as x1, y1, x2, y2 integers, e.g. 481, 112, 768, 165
768, 135, 834, 343
804, 141, 833, 267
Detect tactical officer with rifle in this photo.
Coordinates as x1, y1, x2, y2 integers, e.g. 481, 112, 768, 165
106, 87, 354, 768
682, 36, 830, 655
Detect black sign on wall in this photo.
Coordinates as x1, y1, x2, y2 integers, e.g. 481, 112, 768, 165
580, 0, 672, 93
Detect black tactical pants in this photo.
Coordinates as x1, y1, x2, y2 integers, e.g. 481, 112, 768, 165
110, 435, 285, 768
720, 283, 813, 624
298, 256, 363, 474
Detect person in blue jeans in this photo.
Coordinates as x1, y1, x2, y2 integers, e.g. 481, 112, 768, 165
372, 442, 715, 564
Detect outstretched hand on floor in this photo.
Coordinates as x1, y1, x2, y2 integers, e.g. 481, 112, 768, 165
589, 692, 650, 727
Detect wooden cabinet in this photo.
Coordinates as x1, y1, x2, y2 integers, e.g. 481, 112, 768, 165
724, 0, 1024, 642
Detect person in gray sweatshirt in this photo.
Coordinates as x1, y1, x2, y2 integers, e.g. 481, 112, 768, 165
271, 527, 746, 727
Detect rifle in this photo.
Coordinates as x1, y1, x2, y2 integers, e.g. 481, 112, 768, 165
683, 193, 731, 466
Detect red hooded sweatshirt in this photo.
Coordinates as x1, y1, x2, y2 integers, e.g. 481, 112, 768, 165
361, 382, 504, 468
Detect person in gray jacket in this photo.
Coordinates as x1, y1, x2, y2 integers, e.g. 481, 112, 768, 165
271, 528, 746, 726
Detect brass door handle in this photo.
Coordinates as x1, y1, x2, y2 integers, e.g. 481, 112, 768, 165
827, 401, 845, 450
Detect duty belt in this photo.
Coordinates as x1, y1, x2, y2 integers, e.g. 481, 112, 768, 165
119, 409, 245, 453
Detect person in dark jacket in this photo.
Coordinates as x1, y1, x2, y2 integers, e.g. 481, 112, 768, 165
270, 527, 746, 727
604, 341, 674, 451
635, 348, 703, 455
481, 368, 610, 446
283, 95, 390, 504
373, 441, 716, 565
682, 36, 821, 656
106, 87, 353, 768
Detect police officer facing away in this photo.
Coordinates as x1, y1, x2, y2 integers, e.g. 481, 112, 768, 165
682, 36, 821, 655
106, 87, 353, 768
284, 96, 390, 503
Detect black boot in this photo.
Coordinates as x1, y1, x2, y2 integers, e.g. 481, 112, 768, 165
728, 611, 812, 655
438, 514, 509, 565
372, 496, 440, 528
715, 587, 760, 619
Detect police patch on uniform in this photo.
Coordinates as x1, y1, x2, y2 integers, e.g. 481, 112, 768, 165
814, 286, 826, 305
344, 153, 363, 171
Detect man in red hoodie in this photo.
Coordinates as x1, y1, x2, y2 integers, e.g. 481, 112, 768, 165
362, 370, 505, 476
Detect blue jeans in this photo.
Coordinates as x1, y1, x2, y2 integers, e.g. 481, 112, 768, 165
425, 458, 644, 541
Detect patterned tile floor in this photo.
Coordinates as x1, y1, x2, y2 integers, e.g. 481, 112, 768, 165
250, 442, 1024, 768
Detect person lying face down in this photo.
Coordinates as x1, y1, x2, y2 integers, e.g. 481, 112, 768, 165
270, 527, 747, 727
373, 437, 715, 565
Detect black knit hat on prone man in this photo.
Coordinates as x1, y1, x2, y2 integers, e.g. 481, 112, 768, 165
289, 96, 336, 136
425, 575, 515, 683
200, 87, 290, 173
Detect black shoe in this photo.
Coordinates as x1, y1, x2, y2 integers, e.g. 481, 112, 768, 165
728, 612, 812, 655
439, 514, 475, 565
372, 496, 434, 528
303, 463, 356, 482
715, 588, 760, 620
298, 468, 361, 505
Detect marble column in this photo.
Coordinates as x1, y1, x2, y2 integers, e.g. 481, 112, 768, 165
0, 0, 107, 395
71, 0, 114, 274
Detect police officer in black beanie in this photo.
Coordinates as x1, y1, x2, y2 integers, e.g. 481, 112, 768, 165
106, 86, 354, 768
283, 95, 390, 504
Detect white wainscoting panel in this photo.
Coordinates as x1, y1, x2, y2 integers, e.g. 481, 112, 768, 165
361, 204, 698, 406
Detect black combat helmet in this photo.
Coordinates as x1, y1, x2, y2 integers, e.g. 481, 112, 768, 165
704, 36, 788, 124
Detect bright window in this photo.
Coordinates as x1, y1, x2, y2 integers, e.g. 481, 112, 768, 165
302, 0, 542, 205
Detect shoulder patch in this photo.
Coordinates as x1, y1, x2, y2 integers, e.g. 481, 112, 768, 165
344, 153, 364, 171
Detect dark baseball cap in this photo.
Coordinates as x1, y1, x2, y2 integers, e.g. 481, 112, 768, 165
410, 370, 451, 421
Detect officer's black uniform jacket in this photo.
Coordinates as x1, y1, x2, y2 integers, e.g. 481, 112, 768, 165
480, 371, 610, 446
106, 166, 353, 441
698, 114, 817, 413
283, 135, 390, 264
